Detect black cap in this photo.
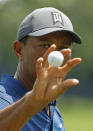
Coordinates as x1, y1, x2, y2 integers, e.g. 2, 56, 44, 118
17, 7, 82, 44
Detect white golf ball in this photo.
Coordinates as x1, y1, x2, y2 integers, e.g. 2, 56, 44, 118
48, 51, 64, 67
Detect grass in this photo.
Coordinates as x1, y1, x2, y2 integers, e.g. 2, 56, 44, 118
57, 96, 93, 131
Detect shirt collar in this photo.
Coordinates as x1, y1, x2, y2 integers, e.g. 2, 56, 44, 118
1, 74, 56, 105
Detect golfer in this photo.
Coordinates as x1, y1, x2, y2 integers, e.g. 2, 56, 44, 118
0, 7, 82, 131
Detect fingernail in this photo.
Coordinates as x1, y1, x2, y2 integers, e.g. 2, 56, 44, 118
38, 57, 43, 62
51, 44, 56, 47
77, 58, 82, 62
73, 79, 79, 84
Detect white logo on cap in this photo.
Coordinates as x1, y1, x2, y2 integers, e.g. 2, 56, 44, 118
51, 12, 64, 25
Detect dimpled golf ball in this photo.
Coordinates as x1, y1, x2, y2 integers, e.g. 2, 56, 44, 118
48, 51, 64, 67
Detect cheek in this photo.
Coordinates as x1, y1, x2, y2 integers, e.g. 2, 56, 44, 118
32, 48, 47, 59
23, 48, 47, 77
23, 47, 46, 67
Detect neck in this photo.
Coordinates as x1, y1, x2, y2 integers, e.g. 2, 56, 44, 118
14, 63, 50, 116
14, 63, 36, 90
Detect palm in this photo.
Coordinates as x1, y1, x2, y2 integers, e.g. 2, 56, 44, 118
33, 45, 82, 105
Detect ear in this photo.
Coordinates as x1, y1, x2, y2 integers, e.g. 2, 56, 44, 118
13, 41, 24, 61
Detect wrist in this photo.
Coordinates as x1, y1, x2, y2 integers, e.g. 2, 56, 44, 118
25, 91, 44, 116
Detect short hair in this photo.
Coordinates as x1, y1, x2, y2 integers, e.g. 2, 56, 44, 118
19, 36, 29, 45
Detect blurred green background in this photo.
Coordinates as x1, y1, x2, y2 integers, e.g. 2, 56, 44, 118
0, 0, 93, 130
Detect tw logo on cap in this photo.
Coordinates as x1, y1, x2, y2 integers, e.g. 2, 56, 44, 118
51, 12, 64, 25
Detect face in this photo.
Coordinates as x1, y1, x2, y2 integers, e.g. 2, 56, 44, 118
18, 31, 72, 80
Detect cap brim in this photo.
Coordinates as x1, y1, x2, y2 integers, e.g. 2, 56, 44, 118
28, 28, 82, 44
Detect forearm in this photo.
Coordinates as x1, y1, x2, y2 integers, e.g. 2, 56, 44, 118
0, 91, 43, 131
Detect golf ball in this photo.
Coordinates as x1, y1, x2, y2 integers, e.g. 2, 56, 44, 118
48, 51, 64, 67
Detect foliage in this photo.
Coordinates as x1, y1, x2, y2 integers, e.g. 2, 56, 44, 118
57, 96, 93, 131
0, 0, 93, 96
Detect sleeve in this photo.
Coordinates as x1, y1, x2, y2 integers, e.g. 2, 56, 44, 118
0, 97, 11, 110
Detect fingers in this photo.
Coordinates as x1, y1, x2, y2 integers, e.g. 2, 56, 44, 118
61, 49, 72, 65
58, 58, 82, 77
36, 57, 44, 78
43, 44, 56, 62
57, 78, 79, 96
61, 48, 71, 57
43, 46, 71, 68
43, 44, 56, 67
62, 78, 79, 88
55, 57, 82, 77
63, 58, 82, 72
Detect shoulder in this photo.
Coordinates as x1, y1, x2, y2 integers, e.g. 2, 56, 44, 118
0, 84, 18, 109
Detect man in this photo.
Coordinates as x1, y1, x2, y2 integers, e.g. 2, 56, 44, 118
0, 7, 82, 131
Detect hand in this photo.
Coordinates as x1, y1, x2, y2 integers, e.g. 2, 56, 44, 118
32, 44, 82, 106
